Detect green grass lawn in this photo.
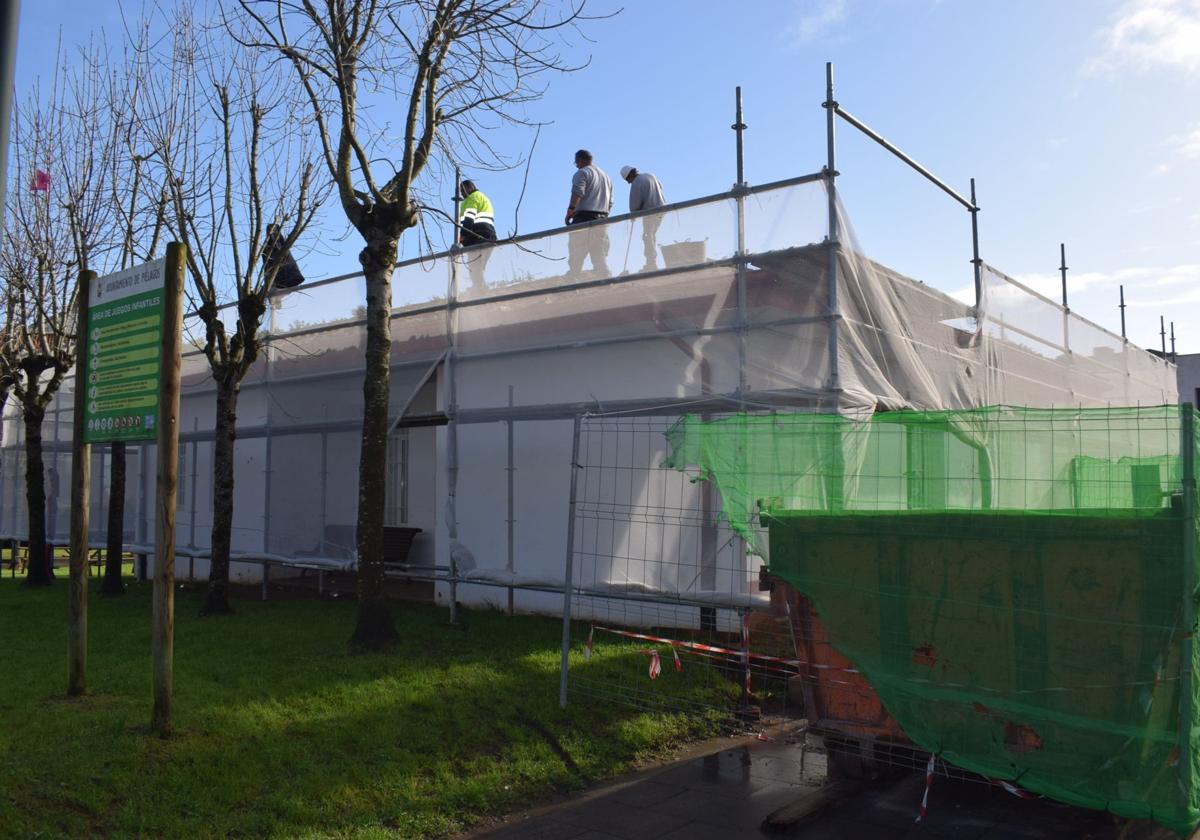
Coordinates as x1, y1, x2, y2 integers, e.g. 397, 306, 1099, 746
0, 573, 726, 838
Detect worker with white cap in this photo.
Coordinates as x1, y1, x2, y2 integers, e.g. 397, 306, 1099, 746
621, 165, 666, 271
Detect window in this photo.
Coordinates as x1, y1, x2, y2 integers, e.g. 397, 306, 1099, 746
385, 431, 409, 525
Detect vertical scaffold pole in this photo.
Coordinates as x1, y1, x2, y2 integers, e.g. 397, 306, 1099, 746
822, 62, 840, 394
0, 0, 19, 214
1179, 403, 1195, 796
970, 179, 982, 313
447, 168, 462, 625
1171, 322, 1177, 362
1162, 316, 1167, 356
822, 63, 845, 514
506, 385, 515, 617
1059, 243, 1068, 308
319, 431, 328, 553
733, 87, 749, 396
189, 419, 198, 549
262, 298, 277, 557
559, 414, 582, 709
731, 87, 751, 597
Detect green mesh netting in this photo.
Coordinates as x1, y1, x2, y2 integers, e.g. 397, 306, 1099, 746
664, 406, 1200, 834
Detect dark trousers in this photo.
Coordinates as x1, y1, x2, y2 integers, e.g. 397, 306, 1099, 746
460, 219, 496, 247
569, 210, 608, 225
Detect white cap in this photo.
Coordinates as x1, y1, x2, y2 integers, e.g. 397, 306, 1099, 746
620, 165, 634, 179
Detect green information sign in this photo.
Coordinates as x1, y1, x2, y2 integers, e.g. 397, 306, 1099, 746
83, 258, 166, 443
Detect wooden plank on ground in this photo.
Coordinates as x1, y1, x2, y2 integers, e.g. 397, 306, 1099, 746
760, 780, 864, 831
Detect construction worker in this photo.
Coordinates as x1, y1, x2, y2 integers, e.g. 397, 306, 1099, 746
458, 179, 497, 291
620, 165, 666, 271
565, 149, 612, 277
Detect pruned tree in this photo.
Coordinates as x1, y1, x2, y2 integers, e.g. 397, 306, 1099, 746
150, 10, 327, 615
98, 19, 171, 596
0, 79, 85, 586
0, 34, 165, 589
238, 0, 594, 647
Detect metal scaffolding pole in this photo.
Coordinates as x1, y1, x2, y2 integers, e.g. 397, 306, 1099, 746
319, 430, 328, 553
446, 168, 461, 625
0, 0, 19, 218
970, 179, 982, 312
822, 62, 840, 393
558, 414, 582, 709
188, 419, 198, 550
1179, 403, 1195, 789
506, 385, 514, 616
733, 86, 749, 396
263, 301, 277, 555
1059, 243, 1069, 308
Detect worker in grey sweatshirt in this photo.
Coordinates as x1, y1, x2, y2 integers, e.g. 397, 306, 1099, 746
565, 149, 613, 277
621, 165, 667, 271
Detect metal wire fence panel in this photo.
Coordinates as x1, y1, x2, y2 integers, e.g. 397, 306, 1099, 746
565, 415, 803, 727
661, 405, 1200, 835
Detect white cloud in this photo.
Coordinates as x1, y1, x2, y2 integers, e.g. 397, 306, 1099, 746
790, 0, 848, 44
1085, 0, 1200, 76
1014, 264, 1200, 300
1166, 123, 1200, 159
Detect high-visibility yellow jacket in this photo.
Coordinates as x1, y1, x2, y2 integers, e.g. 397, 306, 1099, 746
458, 191, 495, 227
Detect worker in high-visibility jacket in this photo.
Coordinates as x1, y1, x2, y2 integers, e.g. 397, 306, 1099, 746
458, 180, 497, 291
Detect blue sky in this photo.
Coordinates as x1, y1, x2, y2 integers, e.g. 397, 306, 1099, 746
12, 0, 1200, 352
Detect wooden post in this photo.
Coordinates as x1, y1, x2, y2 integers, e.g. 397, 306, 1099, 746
67, 270, 95, 696
151, 243, 185, 735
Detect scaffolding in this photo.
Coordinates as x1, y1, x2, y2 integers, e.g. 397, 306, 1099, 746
0, 62, 1185, 826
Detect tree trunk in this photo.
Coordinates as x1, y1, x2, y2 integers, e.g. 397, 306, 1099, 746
202, 378, 238, 615
22, 403, 52, 586
99, 441, 126, 595
0, 387, 9, 446
350, 246, 399, 647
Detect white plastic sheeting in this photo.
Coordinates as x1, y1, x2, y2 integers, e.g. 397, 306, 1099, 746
0, 176, 1175, 604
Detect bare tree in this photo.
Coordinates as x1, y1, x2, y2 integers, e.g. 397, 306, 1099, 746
0, 80, 84, 586
238, 0, 593, 647
0, 34, 164, 589
151, 11, 327, 615
98, 19, 171, 596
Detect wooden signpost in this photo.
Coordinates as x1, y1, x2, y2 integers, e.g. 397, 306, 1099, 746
67, 243, 185, 733
67, 270, 95, 696
152, 244, 185, 733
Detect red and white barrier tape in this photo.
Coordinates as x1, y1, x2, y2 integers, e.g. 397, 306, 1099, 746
645, 649, 662, 680
989, 778, 1040, 800
590, 625, 857, 674
915, 753, 936, 822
